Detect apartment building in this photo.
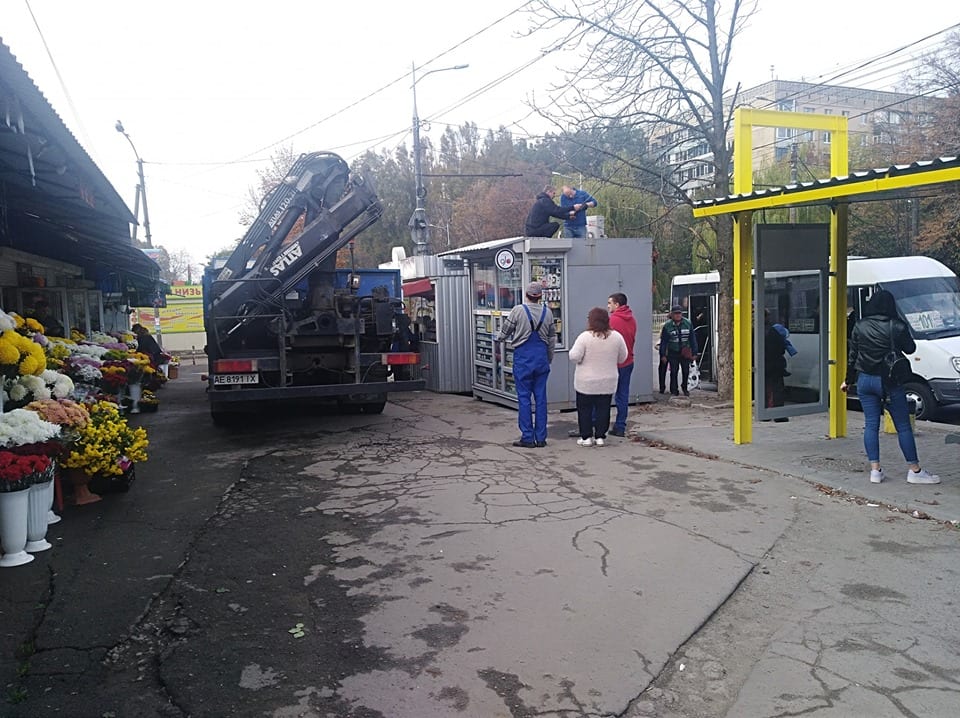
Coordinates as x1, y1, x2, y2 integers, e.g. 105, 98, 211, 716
656, 79, 939, 194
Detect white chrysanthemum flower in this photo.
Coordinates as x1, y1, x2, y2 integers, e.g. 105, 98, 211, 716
74, 344, 108, 358
52, 374, 74, 399
0, 311, 16, 331
77, 365, 102, 382
9, 384, 28, 401
0, 408, 61, 447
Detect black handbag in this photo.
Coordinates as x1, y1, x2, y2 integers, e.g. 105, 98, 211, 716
883, 320, 911, 387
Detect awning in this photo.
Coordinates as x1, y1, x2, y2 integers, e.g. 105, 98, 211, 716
402, 277, 435, 298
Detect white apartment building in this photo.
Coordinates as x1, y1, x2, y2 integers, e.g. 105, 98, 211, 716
656, 79, 939, 194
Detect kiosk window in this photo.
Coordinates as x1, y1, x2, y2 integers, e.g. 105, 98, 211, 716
498, 266, 522, 310
529, 256, 564, 347
473, 263, 496, 308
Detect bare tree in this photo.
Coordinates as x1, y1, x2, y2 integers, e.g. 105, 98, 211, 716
238, 146, 299, 226
527, 0, 757, 398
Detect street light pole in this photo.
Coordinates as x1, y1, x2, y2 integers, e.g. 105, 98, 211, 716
116, 120, 161, 348
551, 170, 583, 188
410, 62, 467, 256
115, 121, 152, 248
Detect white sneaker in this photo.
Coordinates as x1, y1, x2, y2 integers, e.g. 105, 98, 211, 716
595, 438, 605, 447
870, 469, 884, 484
577, 438, 594, 447
907, 468, 940, 484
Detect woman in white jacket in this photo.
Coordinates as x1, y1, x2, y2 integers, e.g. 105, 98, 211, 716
569, 307, 628, 446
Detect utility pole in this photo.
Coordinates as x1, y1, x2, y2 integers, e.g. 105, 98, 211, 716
116, 120, 161, 348
408, 62, 468, 256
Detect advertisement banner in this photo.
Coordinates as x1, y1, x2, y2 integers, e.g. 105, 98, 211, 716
132, 285, 204, 334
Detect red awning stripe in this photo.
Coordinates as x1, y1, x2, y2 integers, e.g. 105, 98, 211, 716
402, 278, 434, 297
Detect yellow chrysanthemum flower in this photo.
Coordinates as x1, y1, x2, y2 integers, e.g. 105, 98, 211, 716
0, 337, 19, 365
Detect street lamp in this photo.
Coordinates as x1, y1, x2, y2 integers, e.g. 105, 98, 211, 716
116, 120, 162, 348
115, 121, 152, 249
410, 62, 468, 256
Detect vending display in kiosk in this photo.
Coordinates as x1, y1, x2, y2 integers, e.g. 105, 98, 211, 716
529, 256, 564, 347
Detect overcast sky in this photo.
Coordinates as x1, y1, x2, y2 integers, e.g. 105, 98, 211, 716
1, 1, 956, 272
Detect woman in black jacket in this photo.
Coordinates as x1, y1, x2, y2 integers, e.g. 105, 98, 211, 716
840, 290, 939, 485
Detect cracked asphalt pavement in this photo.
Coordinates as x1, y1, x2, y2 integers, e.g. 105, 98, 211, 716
2, 363, 958, 717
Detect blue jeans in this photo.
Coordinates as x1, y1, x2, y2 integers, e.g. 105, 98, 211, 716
563, 225, 587, 238
613, 364, 633, 431
857, 373, 918, 464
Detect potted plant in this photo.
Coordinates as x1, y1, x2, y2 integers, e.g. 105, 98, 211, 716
0, 408, 61, 566
138, 390, 160, 412
62, 401, 148, 498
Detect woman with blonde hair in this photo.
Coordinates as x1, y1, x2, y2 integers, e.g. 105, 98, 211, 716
569, 307, 627, 446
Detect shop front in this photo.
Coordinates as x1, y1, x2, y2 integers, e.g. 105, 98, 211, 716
440, 236, 653, 410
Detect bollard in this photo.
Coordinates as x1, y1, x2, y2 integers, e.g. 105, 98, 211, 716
883, 397, 916, 434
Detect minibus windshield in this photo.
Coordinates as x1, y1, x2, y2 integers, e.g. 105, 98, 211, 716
882, 275, 960, 339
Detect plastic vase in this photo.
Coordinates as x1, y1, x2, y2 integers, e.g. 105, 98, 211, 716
0, 489, 35, 567
25, 480, 53, 552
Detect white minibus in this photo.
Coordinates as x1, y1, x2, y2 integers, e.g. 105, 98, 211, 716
670, 256, 960, 419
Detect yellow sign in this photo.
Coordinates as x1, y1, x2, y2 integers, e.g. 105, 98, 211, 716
132, 285, 205, 334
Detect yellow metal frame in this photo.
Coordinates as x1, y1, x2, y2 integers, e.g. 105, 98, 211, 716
697, 109, 960, 444
725, 108, 847, 444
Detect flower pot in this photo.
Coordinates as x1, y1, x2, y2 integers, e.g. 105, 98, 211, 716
63, 467, 101, 506
89, 464, 137, 495
128, 382, 142, 413
25, 480, 53, 552
0, 489, 34, 567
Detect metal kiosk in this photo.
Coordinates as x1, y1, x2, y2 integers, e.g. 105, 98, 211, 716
440, 236, 653, 410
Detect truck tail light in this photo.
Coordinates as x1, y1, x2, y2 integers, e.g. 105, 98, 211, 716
382, 353, 419, 365
214, 359, 258, 373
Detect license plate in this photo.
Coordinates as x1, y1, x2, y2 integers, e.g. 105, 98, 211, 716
213, 373, 259, 385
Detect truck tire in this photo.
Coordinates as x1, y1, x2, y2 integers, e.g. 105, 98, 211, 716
358, 401, 386, 414
902, 381, 937, 421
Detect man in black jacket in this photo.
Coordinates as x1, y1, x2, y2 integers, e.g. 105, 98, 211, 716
524, 186, 571, 238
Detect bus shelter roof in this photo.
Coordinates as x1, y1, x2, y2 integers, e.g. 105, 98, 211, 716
692, 156, 960, 217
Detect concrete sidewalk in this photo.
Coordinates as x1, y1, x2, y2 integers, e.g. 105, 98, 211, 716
629, 392, 960, 524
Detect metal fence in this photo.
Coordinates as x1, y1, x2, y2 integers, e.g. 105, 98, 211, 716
652, 312, 670, 329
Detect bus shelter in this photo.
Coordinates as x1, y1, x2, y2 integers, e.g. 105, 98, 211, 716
692, 107, 960, 444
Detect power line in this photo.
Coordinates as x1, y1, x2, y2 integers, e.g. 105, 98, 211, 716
23, 0, 94, 155
222, 0, 537, 164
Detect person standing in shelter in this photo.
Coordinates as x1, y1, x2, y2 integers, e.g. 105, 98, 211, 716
497, 282, 556, 448
559, 185, 598, 238
569, 307, 627, 446
841, 289, 939, 485
524, 186, 571, 238
606, 292, 637, 437
763, 310, 790, 422
659, 305, 697, 396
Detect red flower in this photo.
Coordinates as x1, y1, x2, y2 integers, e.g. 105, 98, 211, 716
0, 452, 52, 483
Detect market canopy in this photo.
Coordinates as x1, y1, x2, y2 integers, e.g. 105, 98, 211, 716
0, 39, 160, 301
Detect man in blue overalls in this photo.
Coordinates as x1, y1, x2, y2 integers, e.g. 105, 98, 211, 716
497, 282, 557, 447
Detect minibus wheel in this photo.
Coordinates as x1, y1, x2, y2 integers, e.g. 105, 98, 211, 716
902, 381, 937, 421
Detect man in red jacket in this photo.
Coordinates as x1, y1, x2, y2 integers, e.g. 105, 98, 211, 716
607, 293, 637, 437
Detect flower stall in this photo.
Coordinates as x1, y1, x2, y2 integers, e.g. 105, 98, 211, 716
0, 308, 157, 568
